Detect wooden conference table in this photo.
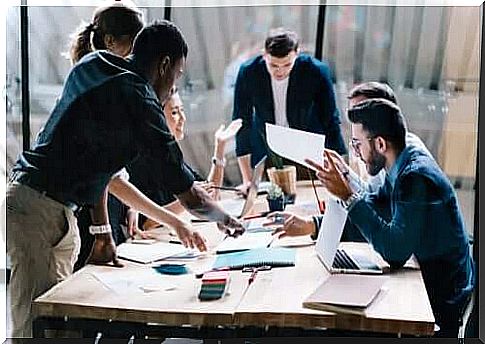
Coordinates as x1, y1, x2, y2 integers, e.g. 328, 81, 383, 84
32, 181, 435, 338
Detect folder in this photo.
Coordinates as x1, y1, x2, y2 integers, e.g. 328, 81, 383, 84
303, 274, 388, 315
212, 247, 296, 270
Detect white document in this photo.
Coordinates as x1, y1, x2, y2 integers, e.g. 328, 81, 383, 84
91, 268, 176, 294
265, 123, 325, 171
216, 232, 274, 254
117, 242, 189, 264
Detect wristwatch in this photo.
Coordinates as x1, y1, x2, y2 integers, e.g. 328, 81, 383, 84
89, 224, 112, 235
211, 156, 226, 167
341, 192, 362, 210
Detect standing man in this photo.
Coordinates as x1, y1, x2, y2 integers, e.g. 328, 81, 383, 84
232, 28, 346, 186
306, 99, 475, 337
6, 20, 243, 337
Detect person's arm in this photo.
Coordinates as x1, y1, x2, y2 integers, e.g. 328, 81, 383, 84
233, 64, 254, 184
346, 174, 434, 266
128, 81, 244, 237
176, 183, 245, 237
206, 119, 243, 187
237, 154, 253, 186
86, 187, 123, 267
108, 177, 207, 251
306, 152, 425, 267
314, 60, 347, 155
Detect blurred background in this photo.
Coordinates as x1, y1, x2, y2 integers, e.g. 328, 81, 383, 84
4, 3, 479, 237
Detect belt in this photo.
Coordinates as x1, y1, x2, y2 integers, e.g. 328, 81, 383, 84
10, 171, 82, 216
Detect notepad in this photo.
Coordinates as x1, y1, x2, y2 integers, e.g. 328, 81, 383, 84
302, 274, 388, 315
215, 232, 274, 254
212, 247, 296, 270
117, 242, 189, 264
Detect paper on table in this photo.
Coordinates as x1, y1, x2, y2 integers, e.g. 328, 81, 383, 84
90, 268, 176, 294
265, 123, 325, 171
117, 241, 189, 264
215, 232, 274, 254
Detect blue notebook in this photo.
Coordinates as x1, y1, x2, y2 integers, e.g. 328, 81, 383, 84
212, 248, 296, 270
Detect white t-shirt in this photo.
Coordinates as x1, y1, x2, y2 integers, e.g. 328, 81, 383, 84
271, 76, 289, 127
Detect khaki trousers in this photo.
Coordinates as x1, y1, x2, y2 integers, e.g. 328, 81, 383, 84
5, 182, 80, 337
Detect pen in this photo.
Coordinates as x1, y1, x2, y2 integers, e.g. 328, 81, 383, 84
209, 185, 240, 192
169, 240, 183, 245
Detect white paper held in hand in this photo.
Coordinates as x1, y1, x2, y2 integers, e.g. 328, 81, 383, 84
265, 123, 325, 171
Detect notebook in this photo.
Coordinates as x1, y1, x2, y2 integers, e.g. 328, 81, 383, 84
303, 274, 388, 315
316, 198, 387, 274
116, 242, 189, 264
215, 232, 275, 254
212, 247, 296, 270
218, 156, 267, 218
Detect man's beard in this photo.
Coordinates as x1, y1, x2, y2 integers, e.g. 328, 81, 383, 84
365, 147, 386, 176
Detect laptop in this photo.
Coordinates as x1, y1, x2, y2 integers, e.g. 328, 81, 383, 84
219, 156, 267, 218
315, 198, 385, 274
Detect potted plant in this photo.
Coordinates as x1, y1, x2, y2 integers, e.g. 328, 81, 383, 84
266, 150, 297, 203
259, 130, 297, 203
266, 183, 285, 212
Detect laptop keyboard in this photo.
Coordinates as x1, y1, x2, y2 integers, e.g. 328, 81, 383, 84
333, 249, 360, 270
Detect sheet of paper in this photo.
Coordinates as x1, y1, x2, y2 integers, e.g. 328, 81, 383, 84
117, 242, 189, 264
265, 123, 325, 171
216, 232, 274, 253
90, 268, 176, 294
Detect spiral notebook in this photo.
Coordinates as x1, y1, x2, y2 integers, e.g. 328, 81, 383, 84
212, 247, 296, 270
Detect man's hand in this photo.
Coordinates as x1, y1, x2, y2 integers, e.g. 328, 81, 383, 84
305, 150, 353, 201
217, 216, 245, 238
174, 221, 208, 252
86, 233, 123, 267
265, 212, 315, 239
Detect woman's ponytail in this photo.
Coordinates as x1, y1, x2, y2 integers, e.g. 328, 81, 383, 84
68, 22, 95, 64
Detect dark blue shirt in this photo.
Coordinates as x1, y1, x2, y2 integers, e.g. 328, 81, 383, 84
13, 51, 195, 206
347, 143, 474, 329
232, 54, 347, 167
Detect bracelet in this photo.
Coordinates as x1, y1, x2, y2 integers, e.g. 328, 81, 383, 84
211, 156, 226, 167
89, 224, 112, 235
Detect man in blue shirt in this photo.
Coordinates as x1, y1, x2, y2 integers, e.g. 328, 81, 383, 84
232, 28, 346, 186
306, 98, 474, 337
6, 20, 244, 337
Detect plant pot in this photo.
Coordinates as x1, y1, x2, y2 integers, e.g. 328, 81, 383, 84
267, 195, 285, 212
266, 165, 297, 202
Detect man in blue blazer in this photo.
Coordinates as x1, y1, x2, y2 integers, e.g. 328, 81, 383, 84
232, 28, 347, 186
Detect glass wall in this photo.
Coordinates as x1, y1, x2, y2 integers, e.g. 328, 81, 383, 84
5, 3, 479, 235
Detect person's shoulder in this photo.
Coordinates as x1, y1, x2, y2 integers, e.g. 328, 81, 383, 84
295, 54, 331, 75
239, 55, 265, 72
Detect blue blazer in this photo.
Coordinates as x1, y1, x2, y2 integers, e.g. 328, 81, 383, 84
232, 54, 347, 167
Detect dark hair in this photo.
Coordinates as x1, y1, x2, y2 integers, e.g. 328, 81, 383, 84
348, 98, 407, 152
131, 20, 188, 69
264, 28, 299, 58
69, 2, 143, 64
348, 82, 397, 105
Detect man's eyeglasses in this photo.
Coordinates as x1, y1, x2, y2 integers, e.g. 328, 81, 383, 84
349, 137, 375, 156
